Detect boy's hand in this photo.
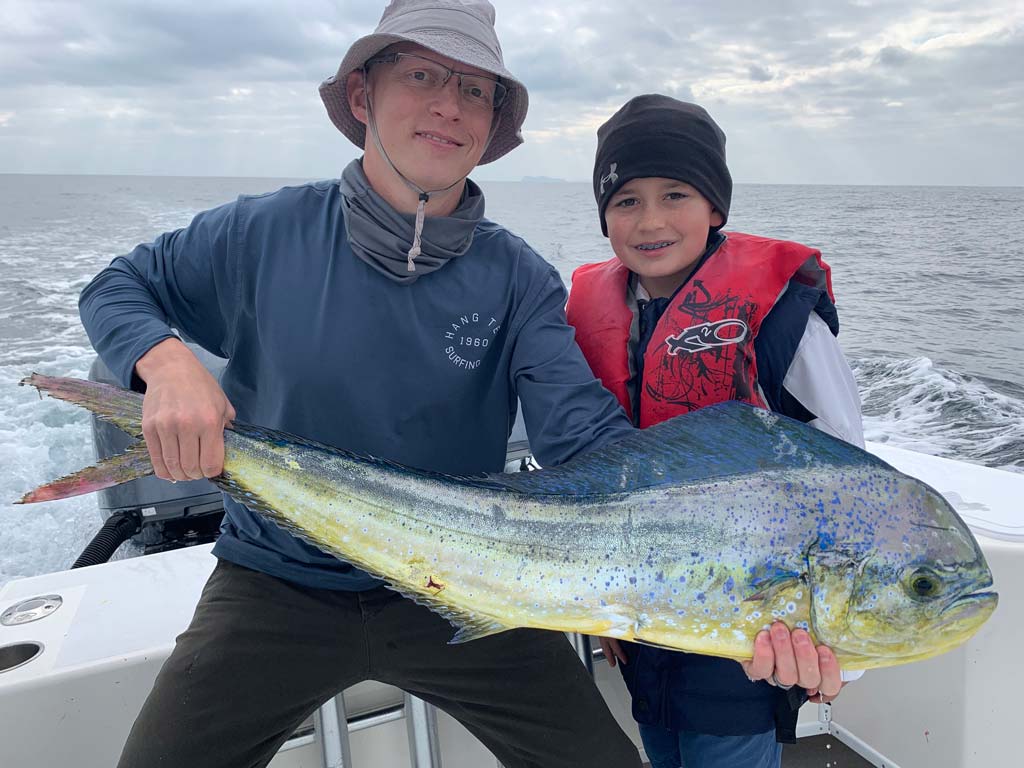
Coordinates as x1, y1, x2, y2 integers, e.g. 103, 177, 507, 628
599, 637, 629, 668
136, 338, 236, 482
739, 621, 843, 702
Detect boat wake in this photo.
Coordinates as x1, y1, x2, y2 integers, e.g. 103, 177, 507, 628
854, 355, 1024, 475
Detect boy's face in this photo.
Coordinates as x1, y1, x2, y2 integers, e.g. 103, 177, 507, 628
604, 177, 724, 298
347, 43, 495, 192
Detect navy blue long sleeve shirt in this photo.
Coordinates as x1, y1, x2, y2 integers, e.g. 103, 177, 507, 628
79, 180, 634, 589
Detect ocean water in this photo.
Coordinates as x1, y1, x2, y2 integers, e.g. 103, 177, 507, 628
1, 174, 1022, 586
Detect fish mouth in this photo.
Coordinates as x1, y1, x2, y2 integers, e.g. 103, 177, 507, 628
941, 590, 998, 620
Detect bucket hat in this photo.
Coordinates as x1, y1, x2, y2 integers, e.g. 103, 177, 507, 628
319, 0, 528, 165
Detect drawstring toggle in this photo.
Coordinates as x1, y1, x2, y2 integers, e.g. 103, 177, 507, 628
407, 192, 429, 272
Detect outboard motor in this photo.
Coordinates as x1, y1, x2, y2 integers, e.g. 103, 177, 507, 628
81, 343, 229, 559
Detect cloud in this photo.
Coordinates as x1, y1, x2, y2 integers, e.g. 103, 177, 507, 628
876, 46, 914, 66
0, 0, 1021, 185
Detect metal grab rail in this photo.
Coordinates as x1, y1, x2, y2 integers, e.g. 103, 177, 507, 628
315, 693, 354, 768
280, 693, 444, 768
406, 694, 443, 768
571, 632, 597, 677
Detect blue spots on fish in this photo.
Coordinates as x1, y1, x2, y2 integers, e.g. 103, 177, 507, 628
723, 576, 735, 593
817, 530, 836, 550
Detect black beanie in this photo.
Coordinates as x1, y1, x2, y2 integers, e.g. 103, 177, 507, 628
593, 94, 732, 236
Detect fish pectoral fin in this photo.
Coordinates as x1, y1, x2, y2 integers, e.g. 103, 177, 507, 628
744, 572, 802, 603
448, 618, 514, 644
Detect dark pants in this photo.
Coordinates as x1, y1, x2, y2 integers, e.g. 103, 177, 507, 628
118, 559, 641, 768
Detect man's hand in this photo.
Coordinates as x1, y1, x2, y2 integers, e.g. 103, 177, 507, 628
739, 621, 844, 703
598, 637, 629, 668
135, 338, 235, 482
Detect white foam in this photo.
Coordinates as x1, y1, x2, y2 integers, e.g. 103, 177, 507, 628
854, 356, 1024, 474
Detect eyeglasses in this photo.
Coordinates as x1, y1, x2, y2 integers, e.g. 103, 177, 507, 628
365, 52, 508, 111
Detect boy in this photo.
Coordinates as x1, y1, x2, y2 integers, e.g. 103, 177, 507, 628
566, 94, 865, 768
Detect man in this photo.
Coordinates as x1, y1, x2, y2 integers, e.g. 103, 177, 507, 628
80, 2, 642, 766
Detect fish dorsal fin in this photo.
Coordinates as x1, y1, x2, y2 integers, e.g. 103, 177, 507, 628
477, 401, 887, 497
227, 420, 496, 487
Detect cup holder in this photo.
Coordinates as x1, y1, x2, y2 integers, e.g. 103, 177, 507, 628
0, 641, 44, 673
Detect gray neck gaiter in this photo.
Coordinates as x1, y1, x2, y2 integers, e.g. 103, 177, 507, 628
338, 159, 486, 285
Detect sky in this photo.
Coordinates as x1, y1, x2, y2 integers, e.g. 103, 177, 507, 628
1, 0, 1022, 185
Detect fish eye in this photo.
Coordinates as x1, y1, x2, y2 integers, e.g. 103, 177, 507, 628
907, 567, 942, 600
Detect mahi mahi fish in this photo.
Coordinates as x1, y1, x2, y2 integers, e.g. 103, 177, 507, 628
17, 373, 997, 670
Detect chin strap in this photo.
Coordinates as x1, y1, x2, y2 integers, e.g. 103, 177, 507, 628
363, 68, 464, 272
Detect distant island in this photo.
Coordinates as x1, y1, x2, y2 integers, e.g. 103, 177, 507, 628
520, 175, 567, 183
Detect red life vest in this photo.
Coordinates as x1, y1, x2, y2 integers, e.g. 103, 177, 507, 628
567, 232, 834, 428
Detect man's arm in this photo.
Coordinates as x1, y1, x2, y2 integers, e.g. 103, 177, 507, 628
79, 200, 241, 480
79, 200, 241, 388
507, 263, 634, 468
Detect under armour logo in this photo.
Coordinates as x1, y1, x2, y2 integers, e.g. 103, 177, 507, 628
600, 163, 618, 194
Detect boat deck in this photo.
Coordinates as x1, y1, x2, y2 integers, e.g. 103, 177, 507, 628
784, 734, 872, 767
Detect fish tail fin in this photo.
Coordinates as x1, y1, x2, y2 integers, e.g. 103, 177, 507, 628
17, 444, 154, 504
17, 373, 153, 504
21, 373, 144, 436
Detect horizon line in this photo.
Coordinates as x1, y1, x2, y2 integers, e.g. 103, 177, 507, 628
1, 171, 1021, 190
